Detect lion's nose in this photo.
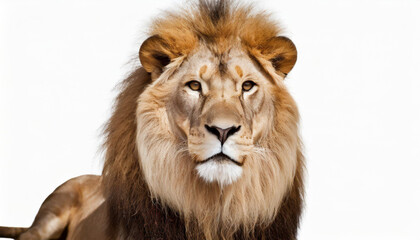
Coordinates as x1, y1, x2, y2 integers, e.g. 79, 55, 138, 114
204, 125, 241, 145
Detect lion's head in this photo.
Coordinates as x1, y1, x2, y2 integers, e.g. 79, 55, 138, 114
103, 1, 304, 239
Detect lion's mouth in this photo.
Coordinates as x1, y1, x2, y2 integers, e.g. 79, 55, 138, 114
199, 152, 243, 166
195, 152, 244, 185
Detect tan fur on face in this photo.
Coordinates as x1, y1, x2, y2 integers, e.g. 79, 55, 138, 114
235, 65, 243, 78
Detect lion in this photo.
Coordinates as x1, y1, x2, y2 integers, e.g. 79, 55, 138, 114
0, 0, 304, 239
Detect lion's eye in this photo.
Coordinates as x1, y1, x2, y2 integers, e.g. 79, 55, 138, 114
242, 81, 256, 92
186, 80, 201, 91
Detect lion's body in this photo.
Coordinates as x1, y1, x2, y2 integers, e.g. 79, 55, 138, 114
0, 1, 305, 240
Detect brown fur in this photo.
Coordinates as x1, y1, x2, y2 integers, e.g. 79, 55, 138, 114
0, 227, 28, 239
0, 1, 304, 240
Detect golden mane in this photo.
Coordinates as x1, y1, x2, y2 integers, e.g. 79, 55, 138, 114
148, 0, 280, 54
102, 1, 304, 239
140, 0, 296, 77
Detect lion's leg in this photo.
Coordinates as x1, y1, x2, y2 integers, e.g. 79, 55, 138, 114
18, 175, 99, 240
0, 226, 28, 239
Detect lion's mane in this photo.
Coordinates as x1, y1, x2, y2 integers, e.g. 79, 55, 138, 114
102, 1, 304, 239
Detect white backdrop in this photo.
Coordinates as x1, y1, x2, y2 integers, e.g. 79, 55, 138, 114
1, 0, 419, 239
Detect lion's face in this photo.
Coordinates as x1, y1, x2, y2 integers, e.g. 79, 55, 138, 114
133, 10, 299, 236
161, 46, 274, 186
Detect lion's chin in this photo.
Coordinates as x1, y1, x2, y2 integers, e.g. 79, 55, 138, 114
195, 160, 243, 186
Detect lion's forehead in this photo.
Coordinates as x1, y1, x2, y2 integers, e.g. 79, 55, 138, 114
184, 46, 260, 89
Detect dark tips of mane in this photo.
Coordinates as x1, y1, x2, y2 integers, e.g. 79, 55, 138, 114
199, 0, 231, 24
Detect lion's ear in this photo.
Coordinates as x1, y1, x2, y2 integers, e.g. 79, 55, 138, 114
139, 35, 176, 75
259, 36, 297, 76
